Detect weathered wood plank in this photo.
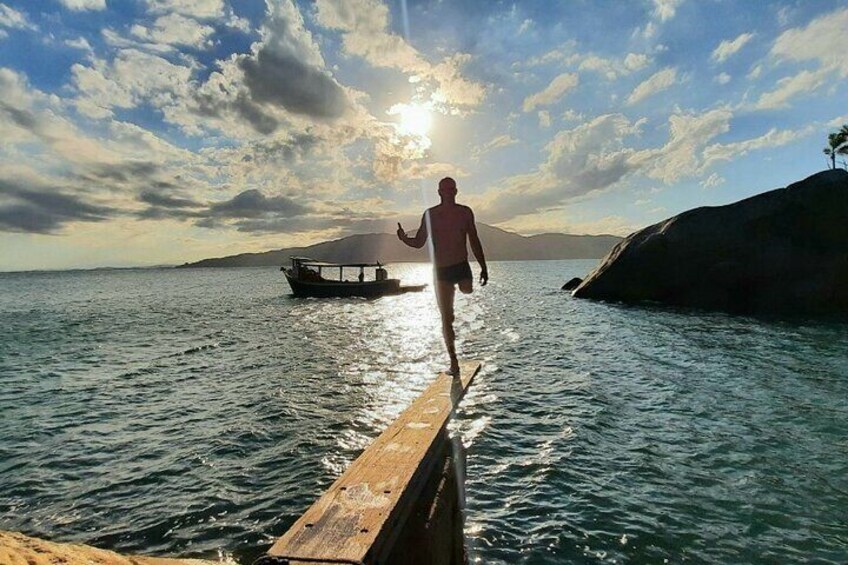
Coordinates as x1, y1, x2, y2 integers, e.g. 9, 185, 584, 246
268, 361, 481, 564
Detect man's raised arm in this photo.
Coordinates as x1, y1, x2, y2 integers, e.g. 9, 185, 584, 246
467, 209, 488, 286
397, 212, 428, 248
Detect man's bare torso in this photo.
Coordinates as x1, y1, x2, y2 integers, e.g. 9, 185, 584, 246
426, 203, 472, 267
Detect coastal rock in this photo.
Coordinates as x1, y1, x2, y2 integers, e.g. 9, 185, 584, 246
573, 169, 848, 316
0, 530, 220, 565
561, 277, 583, 291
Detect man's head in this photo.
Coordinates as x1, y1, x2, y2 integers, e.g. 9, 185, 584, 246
438, 177, 457, 201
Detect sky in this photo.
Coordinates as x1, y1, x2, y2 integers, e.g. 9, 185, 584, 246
0, 0, 846, 271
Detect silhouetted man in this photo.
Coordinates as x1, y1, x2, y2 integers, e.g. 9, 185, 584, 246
397, 177, 488, 375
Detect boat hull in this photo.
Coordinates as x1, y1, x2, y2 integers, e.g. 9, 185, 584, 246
285, 271, 402, 298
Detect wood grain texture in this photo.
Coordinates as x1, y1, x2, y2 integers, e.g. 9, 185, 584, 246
268, 361, 481, 564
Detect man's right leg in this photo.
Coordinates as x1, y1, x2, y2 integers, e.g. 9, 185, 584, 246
435, 280, 459, 374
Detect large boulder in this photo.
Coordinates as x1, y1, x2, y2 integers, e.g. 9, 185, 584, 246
573, 169, 848, 316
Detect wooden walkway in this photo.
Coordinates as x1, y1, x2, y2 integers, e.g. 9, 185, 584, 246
265, 360, 482, 565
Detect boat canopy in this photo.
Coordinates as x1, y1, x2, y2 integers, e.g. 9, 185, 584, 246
290, 256, 383, 268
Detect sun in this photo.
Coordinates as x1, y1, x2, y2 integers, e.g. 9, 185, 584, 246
390, 103, 433, 138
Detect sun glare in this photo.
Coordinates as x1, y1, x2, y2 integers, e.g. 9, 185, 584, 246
390, 103, 433, 138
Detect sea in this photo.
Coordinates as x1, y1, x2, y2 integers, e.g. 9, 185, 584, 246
1, 260, 847, 564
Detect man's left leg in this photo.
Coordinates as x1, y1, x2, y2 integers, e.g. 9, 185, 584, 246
435, 280, 459, 374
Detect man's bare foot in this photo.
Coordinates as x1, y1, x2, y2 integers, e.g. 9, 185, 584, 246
448, 358, 460, 376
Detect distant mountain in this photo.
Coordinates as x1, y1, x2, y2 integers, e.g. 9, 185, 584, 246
177, 224, 623, 268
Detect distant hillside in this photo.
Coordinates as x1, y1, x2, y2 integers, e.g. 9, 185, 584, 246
177, 224, 622, 268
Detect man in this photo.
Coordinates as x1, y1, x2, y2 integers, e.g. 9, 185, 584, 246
397, 177, 488, 375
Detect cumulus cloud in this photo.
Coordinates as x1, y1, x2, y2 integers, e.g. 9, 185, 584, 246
72, 49, 192, 118
57, 0, 106, 11
131, 13, 215, 48
144, 0, 223, 19
711, 32, 755, 63
754, 69, 830, 110
645, 106, 732, 183
754, 8, 848, 110
0, 4, 36, 31
702, 125, 813, 169
471, 104, 798, 225
234, 0, 350, 120
715, 72, 731, 85
475, 114, 649, 223
522, 72, 579, 112
314, 0, 484, 108
626, 67, 678, 105
71, 0, 353, 135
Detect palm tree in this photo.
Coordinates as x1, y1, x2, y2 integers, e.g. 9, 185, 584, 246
823, 124, 848, 170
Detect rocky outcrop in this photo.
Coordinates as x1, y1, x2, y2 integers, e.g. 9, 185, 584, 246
0, 530, 222, 565
561, 277, 583, 291
573, 170, 848, 316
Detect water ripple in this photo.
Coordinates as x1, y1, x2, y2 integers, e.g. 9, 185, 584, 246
1, 263, 847, 563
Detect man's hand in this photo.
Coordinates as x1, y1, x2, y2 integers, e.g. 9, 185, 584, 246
480, 267, 489, 287
396, 222, 406, 242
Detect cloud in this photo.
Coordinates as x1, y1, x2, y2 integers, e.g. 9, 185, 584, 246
711, 32, 755, 63
472, 134, 518, 159
71, 49, 192, 118
0, 4, 36, 31
137, 187, 313, 228
624, 53, 651, 72
475, 114, 648, 223
522, 72, 579, 111
702, 124, 813, 169
525, 41, 580, 67
139, 190, 200, 208
753, 69, 830, 110
715, 72, 731, 85
207, 189, 307, 219
652, 0, 684, 22
700, 173, 725, 189
0, 178, 116, 233
57, 0, 106, 11
314, 0, 484, 108
235, 0, 349, 120
626, 67, 678, 105
574, 52, 653, 81
632, 0, 684, 41
64, 37, 93, 51
131, 13, 215, 48
144, 0, 223, 19
483, 134, 518, 152
646, 106, 732, 182
754, 8, 848, 109
538, 110, 551, 128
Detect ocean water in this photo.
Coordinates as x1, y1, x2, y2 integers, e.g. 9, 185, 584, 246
1, 260, 847, 564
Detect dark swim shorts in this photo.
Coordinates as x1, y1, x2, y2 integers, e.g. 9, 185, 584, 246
435, 261, 473, 284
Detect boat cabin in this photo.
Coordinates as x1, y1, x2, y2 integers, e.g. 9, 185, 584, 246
288, 257, 388, 283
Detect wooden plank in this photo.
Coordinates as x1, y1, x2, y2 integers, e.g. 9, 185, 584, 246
268, 361, 481, 564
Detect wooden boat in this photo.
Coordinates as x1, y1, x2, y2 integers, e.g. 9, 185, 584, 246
282, 257, 427, 298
